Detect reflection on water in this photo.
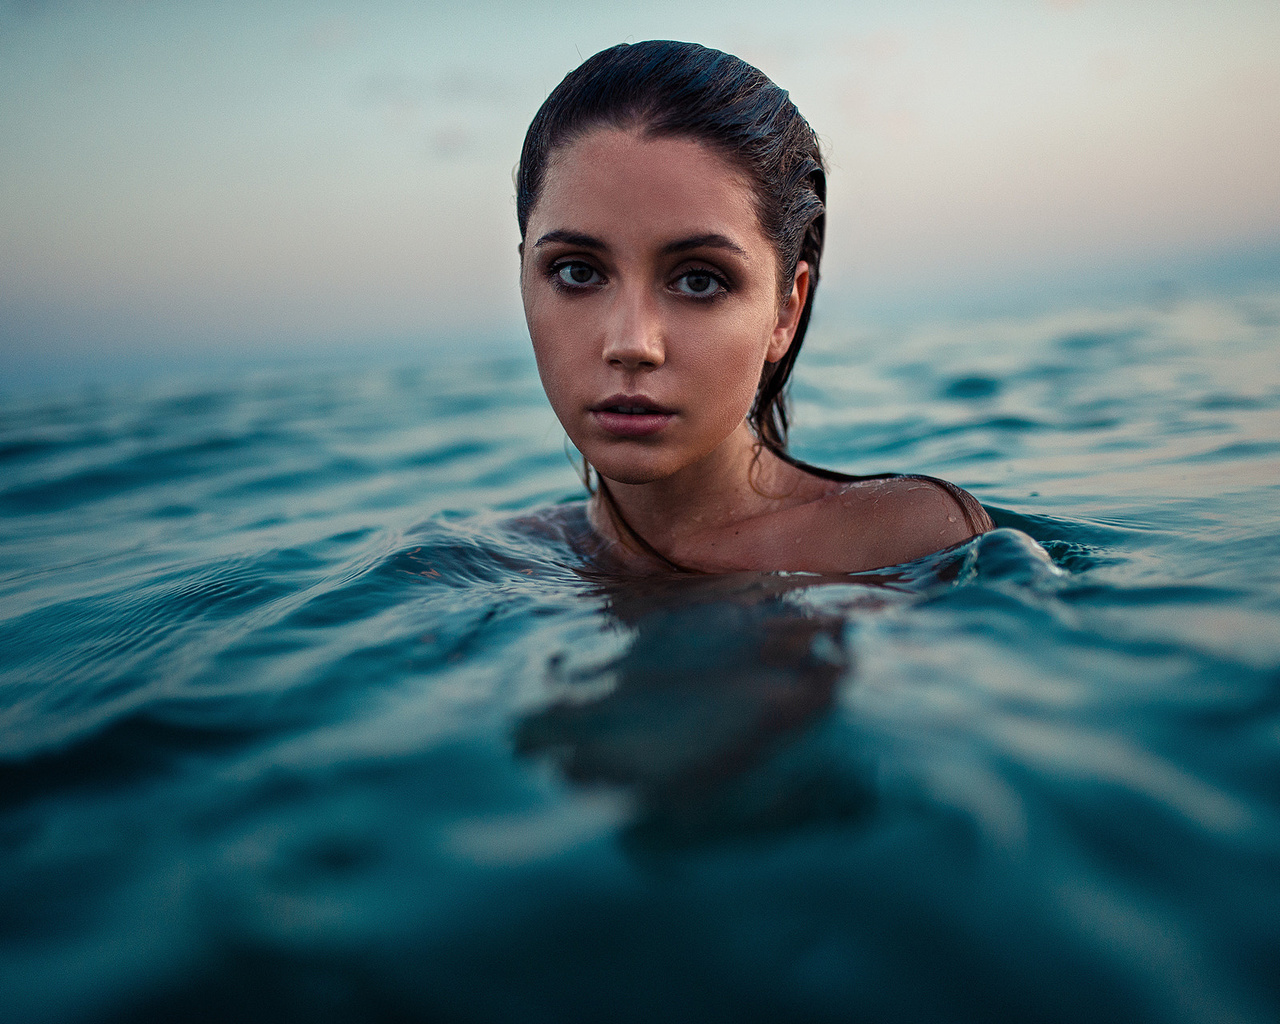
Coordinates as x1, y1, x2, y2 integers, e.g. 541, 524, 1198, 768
2, 294, 1280, 1022
517, 576, 867, 849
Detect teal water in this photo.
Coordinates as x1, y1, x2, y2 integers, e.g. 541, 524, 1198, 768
2, 294, 1279, 1023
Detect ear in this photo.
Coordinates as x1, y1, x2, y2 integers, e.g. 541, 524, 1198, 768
766, 261, 810, 363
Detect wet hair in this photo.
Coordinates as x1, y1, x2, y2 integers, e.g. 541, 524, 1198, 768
516, 38, 824, 453
517, 41, 989, 570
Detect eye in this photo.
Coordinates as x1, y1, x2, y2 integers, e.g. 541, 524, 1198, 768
673, 269, 725, 298
555, 262, 603, 288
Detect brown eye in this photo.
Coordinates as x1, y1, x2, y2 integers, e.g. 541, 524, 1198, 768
557, 262, 601, 287
674, 270, 724, 298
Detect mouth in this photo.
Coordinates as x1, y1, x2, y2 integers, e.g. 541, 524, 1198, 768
605, 404, 660, 415
591, 394, 674, 415
589, 395, 675, 438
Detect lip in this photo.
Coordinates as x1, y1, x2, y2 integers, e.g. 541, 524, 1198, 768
589, 394, 675, 438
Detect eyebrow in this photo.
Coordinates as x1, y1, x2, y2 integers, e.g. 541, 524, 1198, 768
533, 230, 606, 250
532, 229, 749, 259
661, 233, 749, 259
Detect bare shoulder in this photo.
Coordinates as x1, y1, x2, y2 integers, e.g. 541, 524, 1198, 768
799, 474, 989, 573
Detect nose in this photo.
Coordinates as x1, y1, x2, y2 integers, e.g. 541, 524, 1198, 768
601, 286, 665, 371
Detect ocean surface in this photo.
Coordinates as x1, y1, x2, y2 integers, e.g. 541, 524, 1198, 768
2, 293, 1279, 1023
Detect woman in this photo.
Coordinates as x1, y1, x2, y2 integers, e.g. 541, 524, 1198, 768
517, 40, 992, 574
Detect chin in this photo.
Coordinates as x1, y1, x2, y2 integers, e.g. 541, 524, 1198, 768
585, 450, 679, 487
591, 465, 671, 487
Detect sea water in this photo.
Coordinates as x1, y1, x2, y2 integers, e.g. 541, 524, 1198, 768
2, 293, 1279, 1023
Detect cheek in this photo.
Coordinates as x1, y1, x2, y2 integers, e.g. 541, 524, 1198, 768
528, 322, 581, 390
525, 307, 586, 423
685, 315, 770, 418
523, 290, 564, 365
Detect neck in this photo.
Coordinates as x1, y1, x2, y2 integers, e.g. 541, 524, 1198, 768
589, 424, 805, 570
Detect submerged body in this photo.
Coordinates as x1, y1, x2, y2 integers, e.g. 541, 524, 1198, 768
521, 126, 988, 573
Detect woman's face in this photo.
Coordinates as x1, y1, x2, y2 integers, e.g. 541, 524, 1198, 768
520, 128, 807, 487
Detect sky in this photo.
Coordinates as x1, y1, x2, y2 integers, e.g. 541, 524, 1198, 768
2, 0, 1278, 381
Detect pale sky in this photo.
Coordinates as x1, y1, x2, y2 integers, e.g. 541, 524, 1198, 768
2, 0, 1278, 374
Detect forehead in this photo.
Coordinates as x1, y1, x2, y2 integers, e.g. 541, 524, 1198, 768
532, 128, 767, 247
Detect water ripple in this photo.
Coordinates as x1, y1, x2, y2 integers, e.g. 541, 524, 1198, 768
1, 299, 1278, 1021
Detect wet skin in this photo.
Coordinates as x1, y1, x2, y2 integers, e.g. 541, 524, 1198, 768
520, 128, 977, 573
